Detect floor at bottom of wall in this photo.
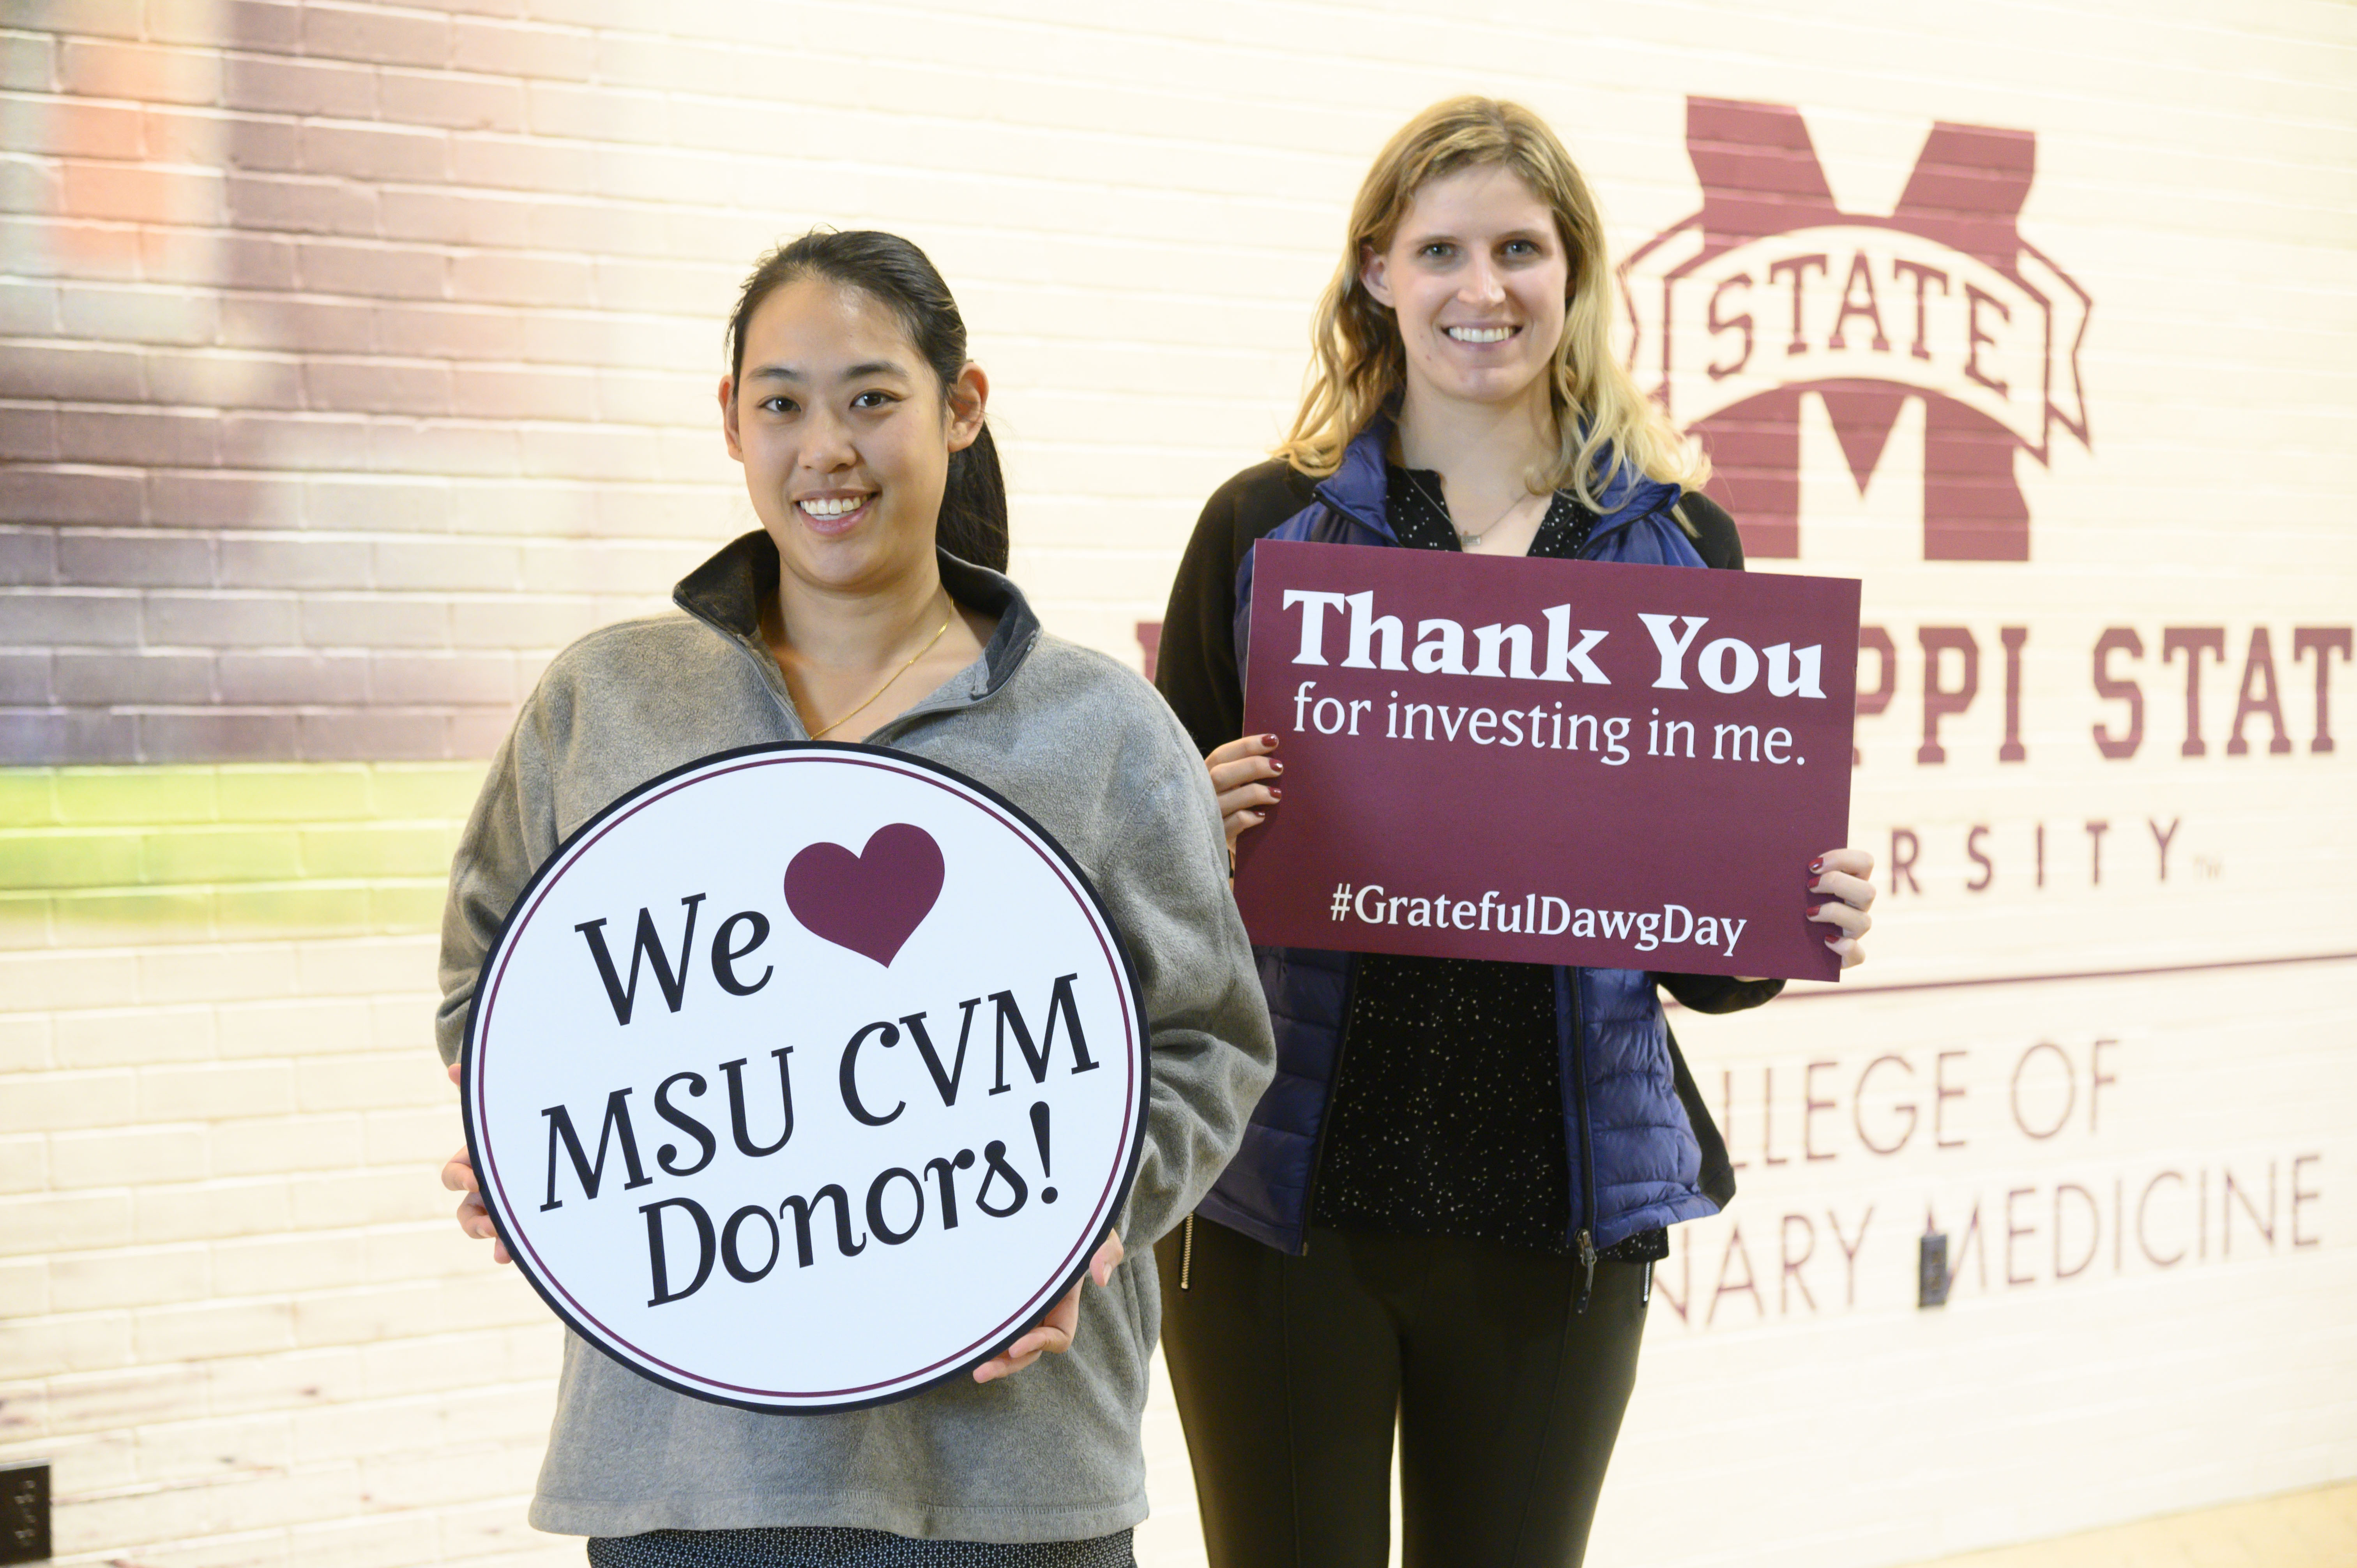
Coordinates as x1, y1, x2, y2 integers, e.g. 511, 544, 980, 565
1899, 1480, 2357, 1568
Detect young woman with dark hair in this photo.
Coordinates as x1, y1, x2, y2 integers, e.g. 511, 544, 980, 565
434, 230, 1274, 1568
1151, 99, 1877, 1566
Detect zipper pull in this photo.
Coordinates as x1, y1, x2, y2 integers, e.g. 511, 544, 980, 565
1178, 1213, 1195, 1292
1575, 1228, 1597, 1314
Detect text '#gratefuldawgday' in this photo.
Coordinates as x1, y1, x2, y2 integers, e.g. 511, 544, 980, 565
1325, 881, 1749, 957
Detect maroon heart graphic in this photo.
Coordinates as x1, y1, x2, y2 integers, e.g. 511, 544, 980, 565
783, 823, 945, 967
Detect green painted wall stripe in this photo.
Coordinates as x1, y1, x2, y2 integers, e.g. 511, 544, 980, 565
0, 763, 488, 946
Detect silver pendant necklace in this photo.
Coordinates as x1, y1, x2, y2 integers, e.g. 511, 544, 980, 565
1403, 467, 1535, 548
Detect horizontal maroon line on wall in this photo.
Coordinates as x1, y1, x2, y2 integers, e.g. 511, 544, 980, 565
1759, 950, 2357, 1003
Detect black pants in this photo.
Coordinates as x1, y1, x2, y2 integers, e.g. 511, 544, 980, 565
1154, 1219, 1649, 1568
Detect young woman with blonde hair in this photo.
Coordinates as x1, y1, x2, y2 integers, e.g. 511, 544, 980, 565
1151, 97, 1876, 1566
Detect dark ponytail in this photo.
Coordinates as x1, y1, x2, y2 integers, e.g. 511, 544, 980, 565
724, 230, 1010, 573
936, 424, 1007, 573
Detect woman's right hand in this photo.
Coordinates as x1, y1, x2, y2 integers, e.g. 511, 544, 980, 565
1206, 734, 1281, 864
443, 1061, 511, 1265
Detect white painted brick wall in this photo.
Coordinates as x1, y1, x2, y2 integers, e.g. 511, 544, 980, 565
0, 932, 577, 1566
3, 2, 2353, 1566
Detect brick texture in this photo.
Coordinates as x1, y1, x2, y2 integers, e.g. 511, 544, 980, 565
0, 0, 1360, 765
0, 928, 570, 1565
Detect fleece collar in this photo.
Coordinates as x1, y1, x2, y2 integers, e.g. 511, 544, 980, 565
671, 531, 1041, 706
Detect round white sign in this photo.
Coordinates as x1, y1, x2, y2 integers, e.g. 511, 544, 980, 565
461, 743, 1147, 1412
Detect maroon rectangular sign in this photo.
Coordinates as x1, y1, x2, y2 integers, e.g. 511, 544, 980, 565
1234, 540, 1861, 982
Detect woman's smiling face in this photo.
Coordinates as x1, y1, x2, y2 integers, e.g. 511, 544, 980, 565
1361, 162, 1571, 418
720, 276, 984, 596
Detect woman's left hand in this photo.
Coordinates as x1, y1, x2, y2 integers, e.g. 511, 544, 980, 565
971, 1229, 1126, 1384
1809, 847, 1876, 968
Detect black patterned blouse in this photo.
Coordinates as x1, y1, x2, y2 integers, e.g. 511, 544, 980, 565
1309, 466, 1665, 1260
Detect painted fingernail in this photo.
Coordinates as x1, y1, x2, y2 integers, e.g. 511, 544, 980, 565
1266, 788, 1282, 801
1809, 857, 1825, 874
1261, 734, 1279, 747
1269, 759, 1283, 773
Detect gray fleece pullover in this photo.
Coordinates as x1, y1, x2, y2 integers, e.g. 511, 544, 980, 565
435, 534, 1274, 1542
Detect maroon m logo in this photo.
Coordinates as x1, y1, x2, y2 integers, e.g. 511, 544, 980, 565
1625, 98, 2091, 560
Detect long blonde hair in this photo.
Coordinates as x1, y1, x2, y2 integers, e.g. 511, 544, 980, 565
1277, 95, 1708, 515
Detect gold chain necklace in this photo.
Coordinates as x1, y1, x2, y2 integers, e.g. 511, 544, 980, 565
806, 613, 954, 741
